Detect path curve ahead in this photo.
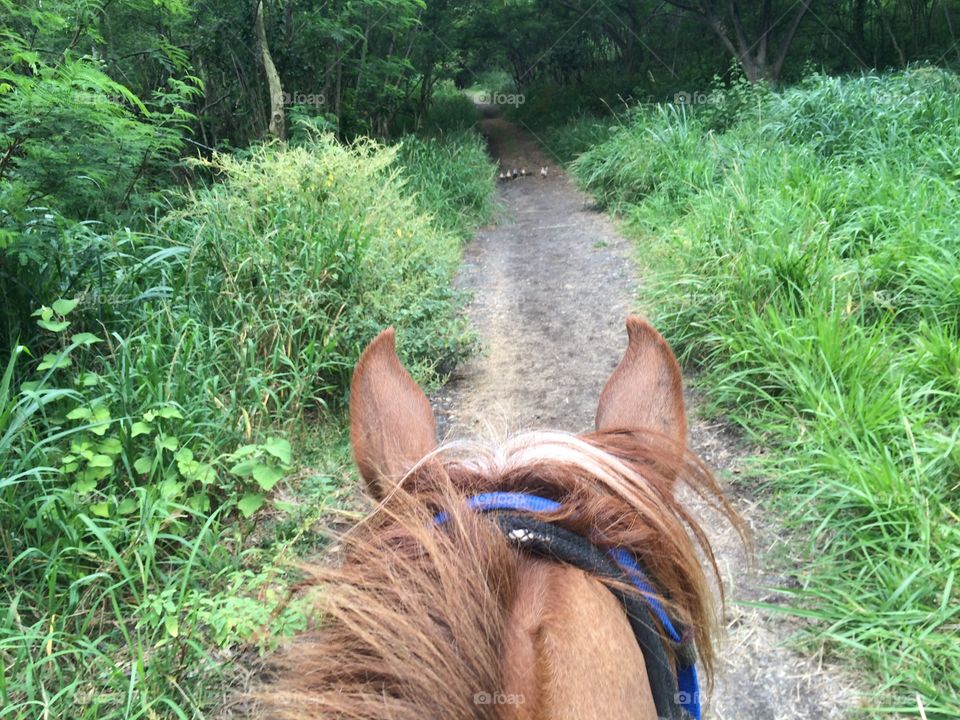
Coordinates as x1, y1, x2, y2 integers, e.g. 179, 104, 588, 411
434, 111, 857, 719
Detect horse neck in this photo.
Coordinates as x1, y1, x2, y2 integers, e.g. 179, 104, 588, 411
499, 555, 658, 720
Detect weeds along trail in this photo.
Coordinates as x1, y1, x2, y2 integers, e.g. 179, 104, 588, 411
433, 113, 858, 720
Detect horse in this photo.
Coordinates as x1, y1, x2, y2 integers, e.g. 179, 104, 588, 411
254, 316, 742, 719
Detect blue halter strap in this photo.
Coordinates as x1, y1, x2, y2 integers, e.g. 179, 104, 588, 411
435, 491, 701, 720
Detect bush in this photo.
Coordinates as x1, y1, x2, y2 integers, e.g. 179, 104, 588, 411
157, 134, 476, 420
0, 130, 494, 719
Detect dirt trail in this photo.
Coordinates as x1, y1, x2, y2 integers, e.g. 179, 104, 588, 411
433, 111, 859, 719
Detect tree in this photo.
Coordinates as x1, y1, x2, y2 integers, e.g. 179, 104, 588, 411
662, 0, 814, 82
255, 0, 286, 139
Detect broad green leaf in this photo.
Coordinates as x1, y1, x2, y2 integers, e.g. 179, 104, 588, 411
237, 492, 265, 518
164, 616, 179, 638
89, 502, 110, 518
90, 406, 112, 435
263, 438, 291, 465
230, 444, 260, 458
179, 457, 216, 484
38, 319, 70, 332
88, 454, 114, 469
175, 447, 194, 463
80, 465, 111, 482
188, 493, 211, 512
67, 406, 93, 420
131, 421, 152, 437
159, 479, 183, 498
73, 478, 97, 494
157, 435, 179, 452
252, 463, 283, 491
134, 456, 153, 474
38, 352, 71, 371
72, 332, 102, 345
117, 498, 138, 515
79, 372, 101, 387
229, 459, 257, 477
157, 406, 183, 419
273, 500, 297, 514
193, 463, 216, 485
52, 298, 80, 316
263, 437, 292, 465
97, 437, 122, 455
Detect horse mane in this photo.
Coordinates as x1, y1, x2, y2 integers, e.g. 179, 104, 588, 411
252, 428, 739, 719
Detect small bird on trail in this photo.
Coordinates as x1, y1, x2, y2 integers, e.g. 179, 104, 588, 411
511, 168, 519, 179
540, 166, 548, 178
499, 171, 507, 182
521, 167, 528, 177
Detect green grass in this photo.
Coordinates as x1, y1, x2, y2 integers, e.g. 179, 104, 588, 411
539, 114, 616, 164
568, 66, 960, 718
0, 129, 495, 718
396, 131, 497, 238
419, 81, 483, 135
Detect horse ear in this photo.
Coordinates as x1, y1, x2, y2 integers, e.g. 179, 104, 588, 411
595, 316, 687, 444
350, 328, 437, 498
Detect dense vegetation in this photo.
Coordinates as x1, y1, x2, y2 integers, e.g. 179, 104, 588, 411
0, 124, 494, 718
561, 68, 960, 718
4, 0, 960, 717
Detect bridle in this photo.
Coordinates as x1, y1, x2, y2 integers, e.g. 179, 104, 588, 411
435, 491, 701, 720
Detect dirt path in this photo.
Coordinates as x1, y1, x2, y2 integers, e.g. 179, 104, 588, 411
433, 112, 859, 719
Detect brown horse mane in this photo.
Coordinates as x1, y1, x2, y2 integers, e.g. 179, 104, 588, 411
253, 428, 739, 719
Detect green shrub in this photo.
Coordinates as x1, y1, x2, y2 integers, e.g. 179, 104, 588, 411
157, 134, 474, 421
0, 130, 494, 719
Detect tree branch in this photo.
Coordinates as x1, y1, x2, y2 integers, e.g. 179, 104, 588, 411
772, 0, 813, 77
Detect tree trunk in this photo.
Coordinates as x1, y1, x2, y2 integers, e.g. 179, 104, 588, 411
852, 0, 867, 55
665, 0, 813, 83
334, 54, 343, 131
874, 0, 907, 66
284, 0, 294, 46
255, 0, 285, 139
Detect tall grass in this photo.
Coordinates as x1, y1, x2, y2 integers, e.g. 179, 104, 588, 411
396, 131, 497, 237
418, 81, 483, 135
570, 67, 960, 718
0, 130, 495, 718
